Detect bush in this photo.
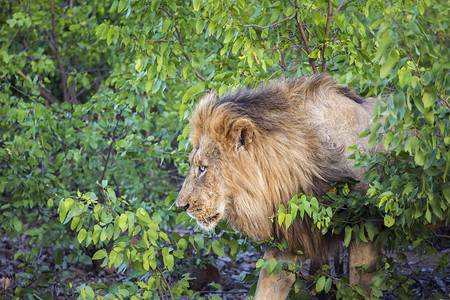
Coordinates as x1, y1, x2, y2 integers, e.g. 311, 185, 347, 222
1, 0, 447, 299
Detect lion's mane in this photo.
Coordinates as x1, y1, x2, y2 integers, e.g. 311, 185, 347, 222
188, 75, 376, 263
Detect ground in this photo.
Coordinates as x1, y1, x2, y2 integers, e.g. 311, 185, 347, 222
1, 226, 448, 299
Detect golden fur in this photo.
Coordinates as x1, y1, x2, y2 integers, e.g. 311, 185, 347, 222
176, 74, 381, 297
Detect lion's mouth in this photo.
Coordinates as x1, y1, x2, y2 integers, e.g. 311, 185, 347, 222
206, 213, 220, 222
193, 212, 221, 231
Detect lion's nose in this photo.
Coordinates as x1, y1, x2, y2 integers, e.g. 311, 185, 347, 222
178, 203, 190, 211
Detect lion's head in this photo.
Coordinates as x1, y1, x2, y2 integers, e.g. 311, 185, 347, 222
175, 91, 262, 233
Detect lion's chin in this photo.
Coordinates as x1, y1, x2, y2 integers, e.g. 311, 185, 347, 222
194, 213, 221, 232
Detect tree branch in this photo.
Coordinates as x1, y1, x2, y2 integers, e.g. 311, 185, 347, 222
8, 2, 61, 107
321, 0, 333, 73
17, 71, 61, 107
295, 0, 318, 74
320, 0, 354, 73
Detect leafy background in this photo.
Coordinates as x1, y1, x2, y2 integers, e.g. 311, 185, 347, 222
0, 0, 448, 299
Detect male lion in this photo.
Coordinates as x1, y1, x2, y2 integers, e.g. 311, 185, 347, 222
176, 74, 382, 299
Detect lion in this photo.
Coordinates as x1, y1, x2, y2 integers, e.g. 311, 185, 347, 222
176, 74, 382, 299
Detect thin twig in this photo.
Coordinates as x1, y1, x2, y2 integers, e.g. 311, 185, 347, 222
17, 70, 61, 107
283, 35, 309, 55
242, 16, 295, 29
335, 0, 356, 13
426, 234, 450, 239
333, 0, 345, 14
173, 27, 205, 81
198, 290, 248, 295
156, 266, 175, 300
99, 106, 127, 202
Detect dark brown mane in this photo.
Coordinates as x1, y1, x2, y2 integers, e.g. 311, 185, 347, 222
212, 75, 364, 134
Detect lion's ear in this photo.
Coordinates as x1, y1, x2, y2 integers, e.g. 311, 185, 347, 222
228, 119, 254, 152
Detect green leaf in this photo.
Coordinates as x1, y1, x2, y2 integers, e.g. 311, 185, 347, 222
384, 215, 395, 227
52, 248, 62, 265
59, 198, 75, 223
177, 238, 187, 250
78, 228, 87, 243
109, 250, 117, 266
418, 1, 425, 14
344, 226, 352, 247
195, 19, 203, 34
136, 207, 152, 223
100, 227, 108, 241
285, 213, 293, 229
211, 240, 225, 257
106, 27, 114, 45
161, 19, 172, 34
118, 213, 128, 232
429, 193, 443, 219
223, 31, 235, 44
285, 6, 296, 17
182, 82, 205, 104
256, 259, 265, 268
193, 0, 201, 11
14, 251, 23, 260
231, 37, 244, 54
194, 234, 205, 249
135, 55, 144, 73
364, 221, 378, 241
424, 107, 434, 126
92, 249, 107, 260
85, 285, 95, 300
162, 247, 174, 271
71, 216, 80, 230
117, 0, 127, 13
359, 223, 368, 243
325, 277, 332, 293
443, 186, 450, 202
266, 258, 277, 274
92, 225, 102, 244
316, 276, 326, 292
422, 87, 436, 108
229, 239, 238, 256
380, 49, 399, 78
12, 217, 23, 232
374, 31, 393, 62
278, 212, 285, 226
425, 209, 431, 223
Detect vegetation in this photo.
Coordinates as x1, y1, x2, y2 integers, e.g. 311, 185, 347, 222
0, 0, 448, 299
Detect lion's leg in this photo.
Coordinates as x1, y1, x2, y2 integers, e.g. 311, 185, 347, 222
349, 241, 381, 291
254, 248, 296, 300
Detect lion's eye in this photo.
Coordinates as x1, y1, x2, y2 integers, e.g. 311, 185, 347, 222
198, 165, 207, 175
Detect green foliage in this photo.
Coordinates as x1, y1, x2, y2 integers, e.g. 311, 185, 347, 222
1, 0, 448, 298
